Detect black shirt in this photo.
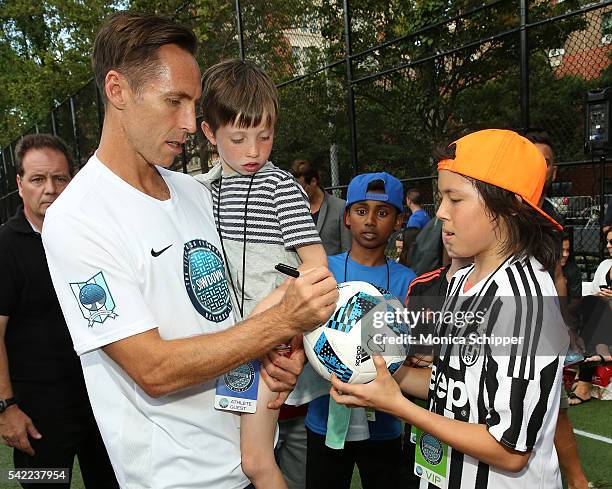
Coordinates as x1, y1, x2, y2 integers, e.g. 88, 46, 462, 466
311, 209, 320, 226
0, 207, 86, 396
562, 260, 582, 301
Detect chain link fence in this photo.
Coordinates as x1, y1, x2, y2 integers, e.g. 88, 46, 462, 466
1, 0, 611, 277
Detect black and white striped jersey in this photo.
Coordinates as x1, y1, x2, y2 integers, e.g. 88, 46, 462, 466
421, 255, 569, 489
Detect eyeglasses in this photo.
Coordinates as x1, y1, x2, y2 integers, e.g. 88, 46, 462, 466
607, 239, 612, 245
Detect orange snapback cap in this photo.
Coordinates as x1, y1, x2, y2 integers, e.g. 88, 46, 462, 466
437, 129, 562, 231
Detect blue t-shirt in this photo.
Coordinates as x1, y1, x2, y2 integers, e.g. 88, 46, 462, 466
406, 209, 430, 230
305, 252, 416, 441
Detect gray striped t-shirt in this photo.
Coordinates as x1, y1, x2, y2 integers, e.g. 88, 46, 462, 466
194, 161, 321, 318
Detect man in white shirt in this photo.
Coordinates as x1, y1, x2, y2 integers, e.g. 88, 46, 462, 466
42, 12, 337, 489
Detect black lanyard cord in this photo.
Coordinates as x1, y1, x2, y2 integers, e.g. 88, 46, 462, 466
343, 249, 390, 292
215, 173, 255, 319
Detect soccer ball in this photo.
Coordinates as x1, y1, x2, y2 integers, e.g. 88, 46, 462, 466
303, 281, 409, 384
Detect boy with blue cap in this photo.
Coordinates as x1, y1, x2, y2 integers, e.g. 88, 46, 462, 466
305, 172, 416, 489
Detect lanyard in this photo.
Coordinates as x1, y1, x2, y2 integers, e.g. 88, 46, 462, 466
215, 173, 255, 319
343, 249, 390, 292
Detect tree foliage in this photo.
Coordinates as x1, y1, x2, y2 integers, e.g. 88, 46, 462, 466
1, 0, 609, 190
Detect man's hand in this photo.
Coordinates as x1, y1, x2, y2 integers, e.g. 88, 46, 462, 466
277, 267, 337, 335
261, 335, 306, 409
0, 405, 41, 456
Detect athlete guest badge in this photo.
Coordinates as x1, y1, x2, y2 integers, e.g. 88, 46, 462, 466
215, 361, 261, 413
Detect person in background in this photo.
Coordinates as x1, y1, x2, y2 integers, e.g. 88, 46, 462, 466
604, 197, 611, 234
398, 228, 421, 268
0, 134, 118, 489
305, 172, 416, 489
552, 233, 589, 489
290, 159, 351, 256
570, 227, 612, 406
405, 188, 430, 230
524, 129, 564, 226
331, 129, 569, 489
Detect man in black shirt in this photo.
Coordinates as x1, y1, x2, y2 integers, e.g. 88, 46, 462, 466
0, 134, 117, 488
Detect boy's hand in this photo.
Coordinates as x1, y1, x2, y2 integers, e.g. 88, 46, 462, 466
330, 355, 404, 416
278, 267, 337, 335
261, 335, 305, 409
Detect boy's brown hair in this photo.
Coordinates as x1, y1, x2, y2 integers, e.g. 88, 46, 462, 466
200, 59, 278, 133
92, 12, 198, 104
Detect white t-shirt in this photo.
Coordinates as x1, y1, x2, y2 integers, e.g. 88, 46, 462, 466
42, 154, 249, 489
590, 258, 612, 294
421, 255, 568, 489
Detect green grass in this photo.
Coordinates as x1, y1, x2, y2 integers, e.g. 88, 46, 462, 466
0, 449, 83, 488
1, 400, 609, 489
568, 398, 612, 488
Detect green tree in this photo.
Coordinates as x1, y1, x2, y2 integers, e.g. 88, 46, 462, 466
0, 0, 116, 147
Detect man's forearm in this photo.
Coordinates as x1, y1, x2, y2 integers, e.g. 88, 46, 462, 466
0, 317, 14, 399
0, 344, 14, 399
104, 267, 337, 398
104, 304, 296, 398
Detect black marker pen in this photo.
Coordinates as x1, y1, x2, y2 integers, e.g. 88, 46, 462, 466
275, 263, 300, 278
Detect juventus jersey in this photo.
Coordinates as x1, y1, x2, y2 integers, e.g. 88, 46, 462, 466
421, 255, 568, 489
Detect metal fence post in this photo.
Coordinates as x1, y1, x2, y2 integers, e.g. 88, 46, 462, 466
235, 0, 245, 59
519, 0, 529, 131
96, 84, 104, 138
51, 110, 58, 136
69, 96, 82, 167
599, 155, 606, 263
342, 0, 358, 176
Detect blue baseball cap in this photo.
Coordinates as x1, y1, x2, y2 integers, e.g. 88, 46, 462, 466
345, 172, 404, 213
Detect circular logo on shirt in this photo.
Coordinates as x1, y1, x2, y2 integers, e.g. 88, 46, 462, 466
420, 434, 443, 466
224, 363, 255, 393
460, 335, 481, 367
183, 239, 232, 322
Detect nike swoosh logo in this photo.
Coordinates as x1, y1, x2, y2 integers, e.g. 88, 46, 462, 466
151, 245, 172, 257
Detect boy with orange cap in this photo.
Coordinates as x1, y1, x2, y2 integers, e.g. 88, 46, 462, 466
328, 129, 569, 489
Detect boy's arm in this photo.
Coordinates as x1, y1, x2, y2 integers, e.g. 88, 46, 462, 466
392, 364, 430, 399
296, 243, 328, 270
274, 175, 325, 267
330, 356, 530, 472
390, 398, 530, 472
